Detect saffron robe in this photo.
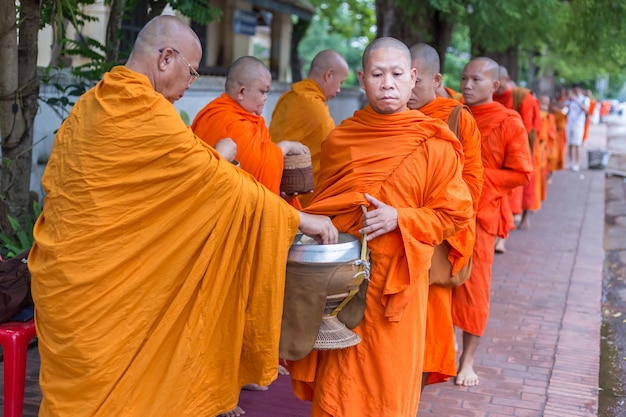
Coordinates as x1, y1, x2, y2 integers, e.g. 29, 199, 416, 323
29, 66, 300, 417
191, 93, 284, 195
494, 88, 541, 214
583, 98, 596, 142
443, 86, 464, 102
549, 108, 568, 171
452, 101, 532, 336
269, 78, 336, 207
287, 105, 473, 417
419, 97, 484, 385
538, 110, 557, 202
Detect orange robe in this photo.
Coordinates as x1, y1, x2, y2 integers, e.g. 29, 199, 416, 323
29, 66, 299, 417
548, 108, 567, 171
443, 86, 464, 101
538, 110, 557, 203
452, 101, 532, 336
286, 105, 473, 417
419, 97, 484, 385
494, 88, 540, 214
583, 98, 596, 142
191, 93, 284, 195
269, 78, 336, 207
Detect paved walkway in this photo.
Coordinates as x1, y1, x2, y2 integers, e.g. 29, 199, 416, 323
2, 126, 607, 417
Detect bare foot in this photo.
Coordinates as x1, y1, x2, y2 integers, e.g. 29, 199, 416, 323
218, 405, 246, 417
494, 237, 506, 254
241, 383, 268, 391
518, 211, 530, 230
455, 360, 479, 387
278, 364, 290, 376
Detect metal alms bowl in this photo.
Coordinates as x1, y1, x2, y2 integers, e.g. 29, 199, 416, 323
288, 233, 361, 263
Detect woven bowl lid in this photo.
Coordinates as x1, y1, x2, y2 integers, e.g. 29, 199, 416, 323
284, 153, 312, 169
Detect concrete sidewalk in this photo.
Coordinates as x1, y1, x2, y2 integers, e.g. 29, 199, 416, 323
2, 126, 607, 417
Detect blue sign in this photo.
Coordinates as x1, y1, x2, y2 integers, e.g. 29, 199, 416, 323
233, 9, 257, 36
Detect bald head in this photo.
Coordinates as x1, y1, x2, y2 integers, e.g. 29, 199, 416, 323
125, 15, 202, 103
225, 56, 271, 95
130, 15, 200, 59
409, 43, 440, 76
470, 57, 500, 80
362, 37, 411, 70
496, 65, 512, 94
460, 57, 500, 106
306, 50, 349, 100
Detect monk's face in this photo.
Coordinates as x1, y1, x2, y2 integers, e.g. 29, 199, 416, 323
461, 60, 499, 106
158, 45, 201, 103
539, 96, 550, 112
358, 47, 416, 114
239, 70, 272, 115
407, 60, 437, 110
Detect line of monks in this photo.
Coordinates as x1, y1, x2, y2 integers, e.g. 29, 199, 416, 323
189, 40, 588, 416
28, 15, 598, 417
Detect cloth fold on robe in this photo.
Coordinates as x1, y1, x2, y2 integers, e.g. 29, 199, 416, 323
287, 105, 472, 417
191, 93, 284, 195
270, 78, 336, 207
30, 66, 299, 417
418, 97, 484, 385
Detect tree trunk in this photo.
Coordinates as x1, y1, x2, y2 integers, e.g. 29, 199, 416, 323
290, 17, 310, 83
0, 0, 40, 234
375, 0, 454, 70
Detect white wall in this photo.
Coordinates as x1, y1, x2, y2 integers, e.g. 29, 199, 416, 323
32, 76, 364, 196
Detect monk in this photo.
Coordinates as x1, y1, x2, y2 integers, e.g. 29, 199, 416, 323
493, 65, 541, 238
191, 56, 309, 207
408, 43, 484, 388
437, 83, 464, 101
537, 94, 557, 201
28, 16, 337, 417
582, 89, 596, 143
269, 50, 349, 207
286, 37, 473, 417
548, 100, 568, 174
452, 57, 532, 387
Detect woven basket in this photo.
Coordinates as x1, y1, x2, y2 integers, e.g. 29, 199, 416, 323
281, 153, 313, 194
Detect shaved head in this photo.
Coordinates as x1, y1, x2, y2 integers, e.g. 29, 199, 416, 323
499, 65, 509, 80
471, 57, 500, 80
225, 56, 271, 94
409, 43, 440, 76
131, 15, 200, 57
309, 50, 348, 77
362, 37, 411, 70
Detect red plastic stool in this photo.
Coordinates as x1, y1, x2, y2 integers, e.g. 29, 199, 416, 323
0, 319, 37, 417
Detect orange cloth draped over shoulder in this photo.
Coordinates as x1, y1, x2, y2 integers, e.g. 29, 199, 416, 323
192, 93, 284, 195
452, 101, 532, 336
443, 86, 464, 101
419, 97, 484, 385
286, 105, 473, 417
583, 98, 596, 142
494, 88, 540, 214
29, 66, 299, 417
270, 78, 336, 207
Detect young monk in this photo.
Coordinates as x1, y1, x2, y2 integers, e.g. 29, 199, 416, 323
407, 43, 484, 388
286, 37, 473, 417
452, 57, 533, 387
269, 49, 349, 207
191, 56, 309, 207
28, 15, 338, 417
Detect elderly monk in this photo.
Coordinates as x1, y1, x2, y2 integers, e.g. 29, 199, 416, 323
408, 43, 484, 388
452, 57, 532, 387
191, 56, 309, 206
269, 50, 349, 207
493, 65, 541, 247
286, 37, 473, 417
28, 16, 337, 417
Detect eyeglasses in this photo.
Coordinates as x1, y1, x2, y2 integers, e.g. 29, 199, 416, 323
159, 47, 200, 83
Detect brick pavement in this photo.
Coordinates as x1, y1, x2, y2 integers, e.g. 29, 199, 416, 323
1, 125, 607, 416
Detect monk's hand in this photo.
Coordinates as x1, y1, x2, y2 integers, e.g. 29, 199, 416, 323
277, 140, 310, 156
359, 193, 398, 240
298, 212, 338, 245
214, 138, 237, 162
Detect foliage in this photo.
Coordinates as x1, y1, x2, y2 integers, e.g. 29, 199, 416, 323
0, 201, 42, 259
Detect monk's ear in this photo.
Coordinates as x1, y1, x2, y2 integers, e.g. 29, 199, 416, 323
410, 67, 417, 87
357, 70, 366, 90
324, 68, 334, 82
158, 48, 175, 72
236, 85, 247, 101
492, 79, 500, 94
433, 73, 443, 90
